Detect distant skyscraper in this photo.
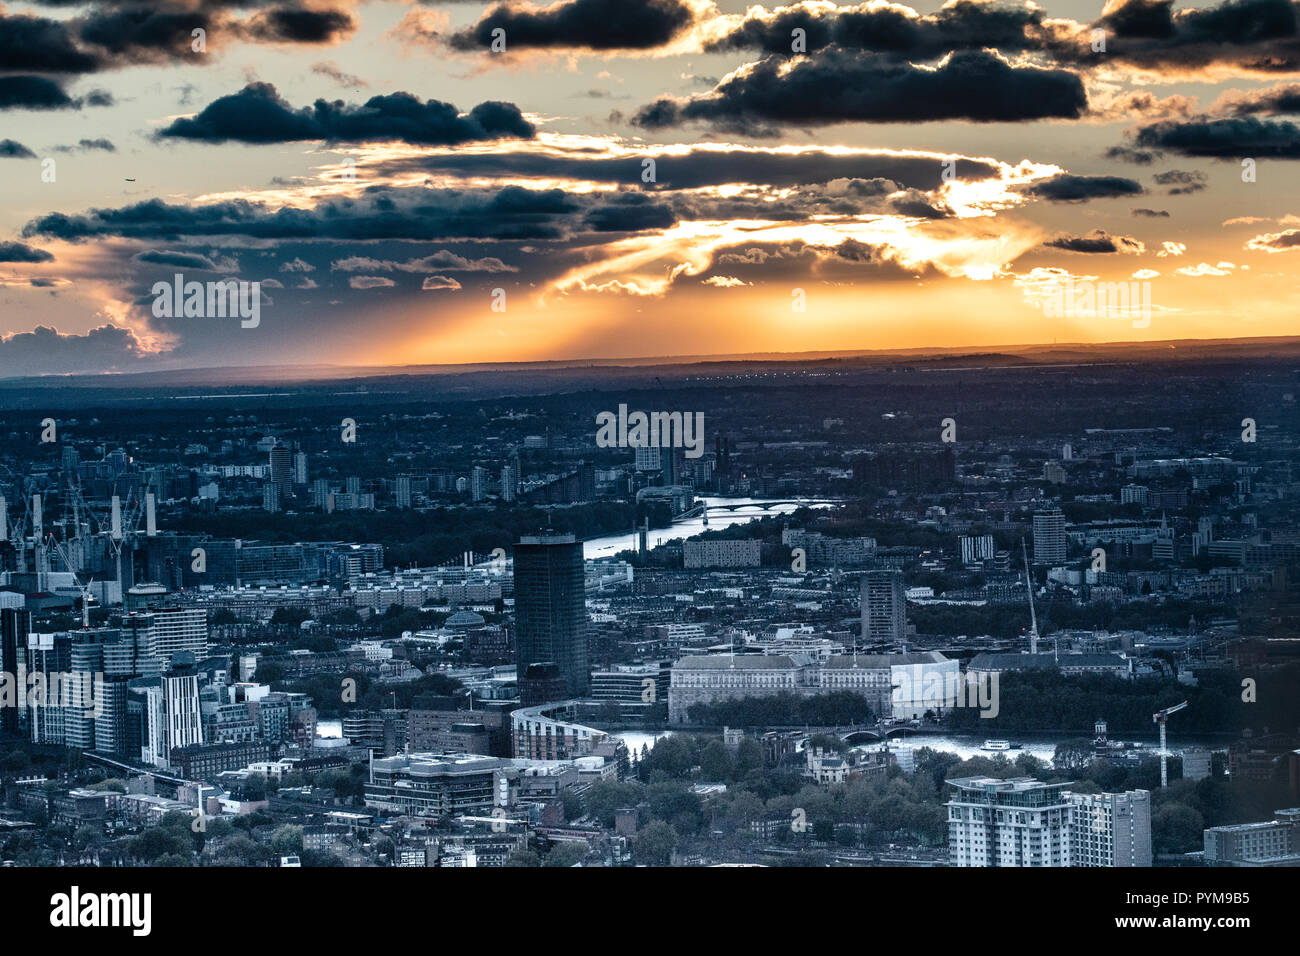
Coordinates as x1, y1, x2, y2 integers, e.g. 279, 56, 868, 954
513, 533, 589, 700
395, 474, 412, 509
659, 447, 685, 486
500, 464, 516, 502
269, 443, 293, 493
1033, 509, 1067, 565
0, 608, 31, 736
293, 451, 308, 485
141, 653, 204, 768
861, 569, 906, 646
26, 631, 71, 744
262, 482, 281, 514
1062, 443, 1073, 461
346, 476, 361, 497
471, 466, 489, 502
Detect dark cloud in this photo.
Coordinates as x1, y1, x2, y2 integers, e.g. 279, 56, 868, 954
53, 138, 117, 153
0, 140, 38, 158
1044, 229, 1145, 253
312, 60, 367, 88
23, 186, 586, 243
238, 7, 356, 44
584, 193, 677, 232
135, 249, 226, 269
706, 0, 1046, 58
1105, 145, 1160, 164
1083, 0, 1300, 73
632, 48, 1088, 132
76, 8, 213, 62
890, 189, 955, 219
1132, 207, 1171, 217
1219, 82, 1300, 114
0, 75, 77, 110
157, 82, 535, 145
1134, 116, 1300, 156
1099, 0, 1177, 39
0, 325, 151, 378
1022, 173, 1145, 201
0, 241, 53, 262
1153, 168, 1208, 193
377, 147, 1000, 191
0, 12, 102, 72
449, 0, 697, 52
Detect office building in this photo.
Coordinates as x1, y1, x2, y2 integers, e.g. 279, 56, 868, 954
268, 443, 293, 494
683, 539, 761, 569
1033, 509, 1067, 565
1204, 809, 1300, 866
140, 653, 204, 768
513, 533, 589, 700
861, 569, 906, 645
960, 534, 995, 566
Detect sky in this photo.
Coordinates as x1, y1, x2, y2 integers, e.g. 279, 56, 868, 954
3, 0, 1300, 377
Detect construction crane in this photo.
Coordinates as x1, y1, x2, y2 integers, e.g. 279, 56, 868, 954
46, 533, 94, 628
1153, 700, 1189, 787
1021, 538, 1039, 656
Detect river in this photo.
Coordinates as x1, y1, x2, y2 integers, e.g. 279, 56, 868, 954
583, 496, 840, 559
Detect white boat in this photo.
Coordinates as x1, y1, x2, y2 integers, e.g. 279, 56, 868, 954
981, 739, 1013, 751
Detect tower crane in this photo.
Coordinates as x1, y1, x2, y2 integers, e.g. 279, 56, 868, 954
1021, 538, 1039, 656
1153, 700, 1189, 787
46, 532, 94, 628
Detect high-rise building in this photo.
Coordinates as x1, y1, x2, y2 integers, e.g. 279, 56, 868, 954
947, 777, 1153, 867
395, 474, 412, 509
0, 607, 30, 736
1033, 509, 1067, 565
1069, 790, 1152, 867
141, 653, 204, 768
122, 608, 207, 670
26, 631, 71, 745
861, 569, 906, 646
269, 443, 293, 493
500, 464, 516, 503
947, 777, 1071, 867
262, 482, 281, 514
960, 534, 995, 566
513, 533, 589, 700
293, 451, 308, 485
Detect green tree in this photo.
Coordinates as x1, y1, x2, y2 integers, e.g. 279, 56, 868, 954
634, 821, 679, 866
